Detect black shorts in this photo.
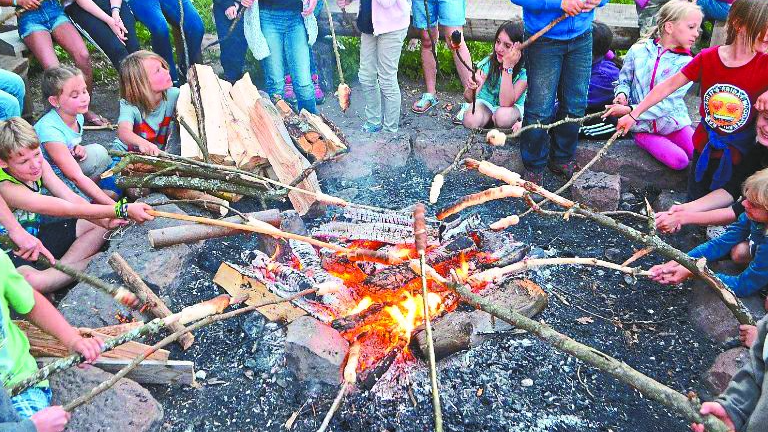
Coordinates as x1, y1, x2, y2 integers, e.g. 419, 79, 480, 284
7, 220, 78, 268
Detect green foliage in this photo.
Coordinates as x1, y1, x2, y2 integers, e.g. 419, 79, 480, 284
191, 0, 216, 34
609, 0, 635, 4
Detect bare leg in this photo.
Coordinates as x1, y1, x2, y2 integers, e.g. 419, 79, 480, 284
442, 26, 473, 89
492, 107, 522, 129
23, 31, 61, 69
419, 27, 439, 95
729, 241, 752, 265
462, 103, 492, 129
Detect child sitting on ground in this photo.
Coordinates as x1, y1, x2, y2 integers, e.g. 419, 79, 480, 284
461, 20, 527, 132
617, 0, 768, 200
34, 66, 118, 203
115, 51, 180, 157
606, 0, 702, 170
0, 117, 153, 293
691, 313, 768, 432
0, 252, 102, 425
579, 21, 621, 140
650, 169, 768, 347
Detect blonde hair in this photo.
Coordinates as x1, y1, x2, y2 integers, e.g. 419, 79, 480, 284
725, 0, 768, 49
0, 117, 40, 161
41, 66, 83, 104
646, 0, 703, 40
119, 50, 170, 115
743, 168, 768, 210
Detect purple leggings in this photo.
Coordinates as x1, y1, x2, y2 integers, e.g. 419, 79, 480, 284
634, 126, 694, 170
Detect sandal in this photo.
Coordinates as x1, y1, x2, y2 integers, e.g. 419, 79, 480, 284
412, 93, 439, 114
453, 103, 469, 125
84, 112, 110, 127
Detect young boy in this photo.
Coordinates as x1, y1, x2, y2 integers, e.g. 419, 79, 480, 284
0, 117, 153, 293
691, 314, 768, 432
0, 252, 102, 427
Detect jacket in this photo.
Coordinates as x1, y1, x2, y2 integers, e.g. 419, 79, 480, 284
510, 0, 609, 40
615, 38, 693, 135
372, 0, 411, 35
243, 3, 318, 61
717, 314, 768, 432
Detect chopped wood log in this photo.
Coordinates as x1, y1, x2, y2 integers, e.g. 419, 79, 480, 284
229, 76, 323, 216
227, 87, 267, 170
147, 209, 281, 248
108, 253, 195, 350
189, 64, 231, 165
300, 109, 348, 158
413, 279, 547, 360
115, 174, 281, 200
177, 83, 203, 160
160, 188, 229, 215
42, 357, 196, 386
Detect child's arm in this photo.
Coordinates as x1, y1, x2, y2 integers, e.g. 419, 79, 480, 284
117, 121, 161, 156
616, 72, 691, 133
24, 290, 103, 363
42, 142, 114, 205
718, 244, 768, 297
0, 196, 54, 263
687, 213, 751, 262
73, 0, 127, 41
499, 45, 524, 107
656, 207, 737, 234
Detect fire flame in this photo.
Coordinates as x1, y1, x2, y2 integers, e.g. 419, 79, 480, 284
385, 292, 442, 337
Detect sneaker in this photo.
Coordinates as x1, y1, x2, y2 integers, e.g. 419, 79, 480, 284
453, 103, 469, 125
361, 121, 382, 133
283, 75, 297, 103
548, 160, 579, 179
412, 93, 439, 114
522, 169, 544, 185
312, 74, 325, 105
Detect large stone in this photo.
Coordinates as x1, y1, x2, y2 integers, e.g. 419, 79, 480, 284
703, 347, 749, 394
58, 194, 194, 328
50, 366, 163, 432
285, 316, 349, 385
653, 190, 687, 212
688, 280, 739, 343
571, 170, 621, 212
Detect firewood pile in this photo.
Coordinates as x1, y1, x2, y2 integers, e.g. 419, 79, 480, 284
107, 64, 349, 216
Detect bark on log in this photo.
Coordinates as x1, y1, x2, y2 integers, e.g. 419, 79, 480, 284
115, 174, 282, 201
108, 253, 195, 350
160, 188, 229, 215
447, 282, 730, 432
148, 209, 281, 248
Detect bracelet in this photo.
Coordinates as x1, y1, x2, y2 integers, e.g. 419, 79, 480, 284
12, 0, 17, 7
114, 198, 129, 220
111, 5, 120, 12
628, 107, 637, 121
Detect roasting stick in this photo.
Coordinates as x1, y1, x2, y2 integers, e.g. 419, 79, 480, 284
324, 0, 352, 112
317, 342, 361, 432
414, 203, 444, 432
146, 210, 404, 265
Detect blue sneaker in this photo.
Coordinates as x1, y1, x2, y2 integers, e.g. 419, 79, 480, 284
361, 121, 382, 133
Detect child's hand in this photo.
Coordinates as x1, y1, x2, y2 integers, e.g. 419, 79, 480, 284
241, 0, 254, 7
613, 93, 628, 105
337, 0, 352, 7
467, 70, 486, 91
67, 335, 104, 365
616, 114, 636, 136
512, 120, 522, 133
302, 0, 318, 16
127, 203, 156, 223
691, 402, 735, 432
138, 142, 161, 156
756, 91, 768, 111
8, 227, 56, 263
17, 0, 42, 10
502, 43, 522, 69
30, 406, 71, 432
655, 210, 686, 234
107, 16, 128, 43
581, 0, 602, 13
649, 261, 692, 285
561, 0, 582, 16
70, 144, 87, 162
106, 218, 128, 229
603, 104, 632, 118
225, 4, 239, 19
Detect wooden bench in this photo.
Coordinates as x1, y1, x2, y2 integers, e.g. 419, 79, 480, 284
319, 0, 640, 49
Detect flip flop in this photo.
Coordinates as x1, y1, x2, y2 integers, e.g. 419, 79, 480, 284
412, 93, 439, 114
453, 103, 469, 125
84, 112, 110, 127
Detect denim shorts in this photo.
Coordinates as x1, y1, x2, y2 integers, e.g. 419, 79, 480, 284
17, 0, 71, 39
412, 0, 466, 29
11, 386, 52, 418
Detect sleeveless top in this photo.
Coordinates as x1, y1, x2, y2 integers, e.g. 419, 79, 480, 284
0, 168, 42, 238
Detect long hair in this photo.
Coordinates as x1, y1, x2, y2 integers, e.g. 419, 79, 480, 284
725, 0, 768, 50
485, 20, 525, 92
643, 0, 702, 41
119, 50, 170, 115
41, 66, 83, 110
744, 168, 768, 211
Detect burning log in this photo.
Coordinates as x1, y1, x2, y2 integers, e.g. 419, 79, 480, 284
342, 206, 413, 226
331, 303, 385, 332
147, 209, 281, 248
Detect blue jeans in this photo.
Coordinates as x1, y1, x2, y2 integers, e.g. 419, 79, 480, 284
521, 31, 592, 171
697, 0, 730, 21
0, 70, 24, 120
128, 0, 204, 83
212, 2, 247, 82
259, 9, 317, 114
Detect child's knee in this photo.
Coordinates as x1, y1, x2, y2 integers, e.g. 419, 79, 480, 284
730, 243, 752, 264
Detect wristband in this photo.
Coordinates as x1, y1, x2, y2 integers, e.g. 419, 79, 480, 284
12, 0, 17, 7
114, 198, 129, 220
628, 106, 637, 121
111, 6, 120, 12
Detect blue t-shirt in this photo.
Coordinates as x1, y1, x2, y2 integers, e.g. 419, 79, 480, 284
33, 110, 84, 179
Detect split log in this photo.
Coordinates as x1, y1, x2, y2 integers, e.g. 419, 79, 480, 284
413, 279, 547, 360
177, 83, 203, 161
229, 75, 323, 216
160, 188, 229, 215
188, 65, 231, 165
115, 174, 282, 201
147, 209, 281, 248
108, 253, 195, 350
227, 88, 267, 170
276, 100, 330, 162
300, 109, 348, 158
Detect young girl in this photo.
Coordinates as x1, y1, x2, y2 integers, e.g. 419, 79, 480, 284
33, 66, 116, 204
605, 1, 703, 170
462, 20, 527, 131
115, 50, 180, 157
617, 0, 768, 200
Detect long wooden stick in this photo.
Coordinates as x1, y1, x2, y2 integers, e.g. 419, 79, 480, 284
468, 257, 651, 286
447, 282, 730, 432
519, 14, 568, 50
0, 235, 138, 309
317, 342, 361, 432
324, 0, 345, 85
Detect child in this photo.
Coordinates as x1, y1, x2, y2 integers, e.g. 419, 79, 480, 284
115, 51, 180, 157
617, 0, 768, 200
0, 252, 101, 422
511, 0, 608, 185
213, 0, 254, 83
337, 0, 410, 133
656, 110, 768, 234
283, 0, 325, 105
579, 21, 621, 140
0, 195, 53, 265
605, 1, 702, 170
691, 314, 767, 432
0, 117, 153, 293
34, 67, 116, 203
462, 20, 527, 131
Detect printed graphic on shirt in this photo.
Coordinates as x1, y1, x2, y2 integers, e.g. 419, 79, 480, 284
704, 84, 751, 133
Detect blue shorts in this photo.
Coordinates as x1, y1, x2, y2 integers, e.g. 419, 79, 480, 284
412, 0, 466, 29
11, 386, 52, 419
17, 0, 71, 39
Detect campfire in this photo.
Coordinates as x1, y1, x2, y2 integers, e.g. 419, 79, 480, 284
224, 207, 532, 389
